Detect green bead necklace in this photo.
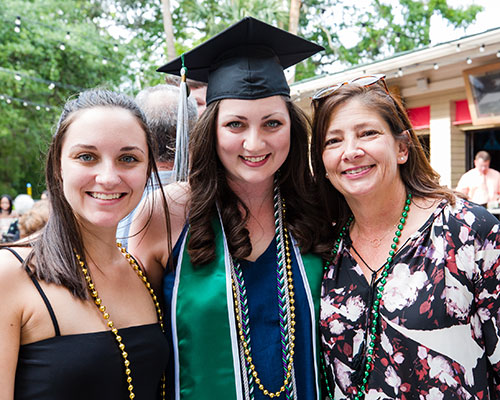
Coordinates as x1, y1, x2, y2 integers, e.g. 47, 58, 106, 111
322, 193, 412, 400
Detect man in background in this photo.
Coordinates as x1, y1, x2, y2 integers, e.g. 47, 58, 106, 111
187, 78, 207, 117
456, 150, 500, 207
117, 83, 197, 246
165, 75, 208, 117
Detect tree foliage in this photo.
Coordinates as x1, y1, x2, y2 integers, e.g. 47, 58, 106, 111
0, 0, 134, 197
303, 0, 482, 68
0, 0, 484, 197
109, 0, 482, 79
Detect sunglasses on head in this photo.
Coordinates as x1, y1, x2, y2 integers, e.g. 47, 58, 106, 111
312, 74, 389, 102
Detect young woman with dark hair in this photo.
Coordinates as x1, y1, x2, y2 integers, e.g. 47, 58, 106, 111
129, 17, 328, 400
0, 89, 170, 399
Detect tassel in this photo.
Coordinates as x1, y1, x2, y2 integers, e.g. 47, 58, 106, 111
173, 55, 189, 181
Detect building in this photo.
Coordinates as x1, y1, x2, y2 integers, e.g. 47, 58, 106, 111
291, 27, 500, 189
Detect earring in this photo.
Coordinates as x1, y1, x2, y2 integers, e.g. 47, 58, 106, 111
325, 172, 329, 178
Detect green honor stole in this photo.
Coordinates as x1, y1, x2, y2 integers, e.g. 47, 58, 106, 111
170, 218, 323, 400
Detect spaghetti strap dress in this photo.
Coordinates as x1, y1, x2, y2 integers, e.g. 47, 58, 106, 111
4, 247, 169, 400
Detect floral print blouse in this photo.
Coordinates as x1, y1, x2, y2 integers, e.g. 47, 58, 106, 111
321, 198, 500, 399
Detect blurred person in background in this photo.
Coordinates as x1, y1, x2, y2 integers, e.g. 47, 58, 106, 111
18, 199, 50, 239
2, 194, 34, 243
0, 194, 17, 238
164, 75, 208, 117
117, 83, 197, 248
456, 150, 500, 207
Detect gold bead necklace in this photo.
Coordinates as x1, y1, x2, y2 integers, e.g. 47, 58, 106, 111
231, 228, 295, 398
230, 187, 296, 399
75, 242, 165, 400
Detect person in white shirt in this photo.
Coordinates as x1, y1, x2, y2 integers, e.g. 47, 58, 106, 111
456, 150, 500, 207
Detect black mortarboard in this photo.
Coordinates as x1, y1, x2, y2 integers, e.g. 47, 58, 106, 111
157, 16, 323, 105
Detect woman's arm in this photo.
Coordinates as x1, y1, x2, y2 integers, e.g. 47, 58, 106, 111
0, 250, 25, 399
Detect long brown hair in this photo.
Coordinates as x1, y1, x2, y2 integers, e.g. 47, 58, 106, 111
311, 82, 455, 242
188, 96, 328, 265
8, 89, 170, 300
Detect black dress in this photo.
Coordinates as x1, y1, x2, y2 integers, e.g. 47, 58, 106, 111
6, 248, 169, 400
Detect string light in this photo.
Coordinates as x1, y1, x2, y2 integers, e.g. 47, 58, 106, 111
479, 44, 485, 52
497, 50, 500, 58
466, 57, 472, 64
456, 43, 461, 52
2, 12, 133, 114
0, 14, 123, 63
0, 67, 86, 91
0, 93, 55, 111
14, 16, 21, 33
397, 67, 403, 77
433, 63, 439, 70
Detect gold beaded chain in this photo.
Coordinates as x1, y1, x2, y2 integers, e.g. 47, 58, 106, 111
75, 242, 165, 400
231, 225, 296, 399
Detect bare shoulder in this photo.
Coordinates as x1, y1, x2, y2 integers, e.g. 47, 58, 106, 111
128, 182, 191, 284
0, 247, 33, 322
0, 247, 34, 303
0, 246, 31, 280
0, 247, 30, 398
163, 182, 191, 210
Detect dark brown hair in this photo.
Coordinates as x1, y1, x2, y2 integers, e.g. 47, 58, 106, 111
188, 96, 328, 265
311, 82, 455, 242
7, 89, 170, 299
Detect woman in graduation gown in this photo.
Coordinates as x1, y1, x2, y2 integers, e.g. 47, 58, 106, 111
129, 17, 328, 400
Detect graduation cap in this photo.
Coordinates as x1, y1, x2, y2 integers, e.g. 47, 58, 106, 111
157, 16, 324, 105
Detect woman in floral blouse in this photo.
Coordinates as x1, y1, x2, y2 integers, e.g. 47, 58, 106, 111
310, 75, 500, 399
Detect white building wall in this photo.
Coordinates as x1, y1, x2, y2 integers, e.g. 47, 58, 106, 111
407, 90, 467, 189
430, 106, 453, 188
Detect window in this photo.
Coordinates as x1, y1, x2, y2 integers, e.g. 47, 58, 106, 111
463, 61, 500, 125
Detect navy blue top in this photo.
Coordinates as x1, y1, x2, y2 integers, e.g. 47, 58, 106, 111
163, 228, 316, 399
